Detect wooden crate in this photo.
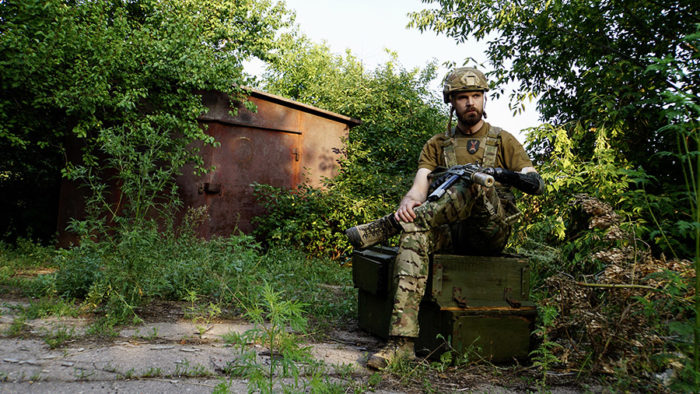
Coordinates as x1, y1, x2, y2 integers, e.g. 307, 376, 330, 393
428, 254, 532, 309
416, 301, 536, 362
353, 246, 397, 339
352, 248, 535, 361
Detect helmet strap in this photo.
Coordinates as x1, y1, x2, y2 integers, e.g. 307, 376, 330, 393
446, 106, 455, 136
483, 95, 488, 119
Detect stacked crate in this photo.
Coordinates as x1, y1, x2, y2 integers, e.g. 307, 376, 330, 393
353, 246, 535, 362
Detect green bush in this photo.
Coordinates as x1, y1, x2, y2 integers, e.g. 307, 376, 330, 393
0, 0, 291, 240
252, 172, 398, 259
54, 246, 103, 299
255, 41, 447, 258
514, 124, 636, 276
42, 210, 355, 327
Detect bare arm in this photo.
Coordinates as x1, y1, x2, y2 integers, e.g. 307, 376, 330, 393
395, 167, 432, 223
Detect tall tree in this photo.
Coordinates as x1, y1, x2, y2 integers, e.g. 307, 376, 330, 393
409, 0, 699, 177
263, 35, 446, 177
0, 0, 291, 238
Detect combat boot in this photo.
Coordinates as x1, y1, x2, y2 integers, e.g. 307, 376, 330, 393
344, 214, 402, 249
366, 337, 416, 370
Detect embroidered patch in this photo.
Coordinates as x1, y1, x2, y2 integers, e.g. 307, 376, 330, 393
466, 139, 480, 154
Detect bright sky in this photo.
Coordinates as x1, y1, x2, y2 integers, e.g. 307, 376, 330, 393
247, 0, 541, 143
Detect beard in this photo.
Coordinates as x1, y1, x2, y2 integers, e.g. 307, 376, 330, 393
458, 106, 483, 126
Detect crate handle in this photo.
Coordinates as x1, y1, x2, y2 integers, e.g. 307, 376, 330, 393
452, 287, 468, 308
503, 287, 522, 308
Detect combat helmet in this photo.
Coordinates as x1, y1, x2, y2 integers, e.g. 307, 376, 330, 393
442, 67, 489, 103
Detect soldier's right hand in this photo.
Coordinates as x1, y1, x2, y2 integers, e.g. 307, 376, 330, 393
395, 199, 422, 223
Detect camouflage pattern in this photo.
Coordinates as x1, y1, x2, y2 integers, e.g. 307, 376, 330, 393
389, 181, 509, 338
442, 67, 489, 103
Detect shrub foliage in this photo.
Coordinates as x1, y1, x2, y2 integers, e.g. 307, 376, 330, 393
253, 38, 447, 258
0, 0, 291, 239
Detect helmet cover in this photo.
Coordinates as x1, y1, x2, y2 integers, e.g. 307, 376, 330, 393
443, 67, 489, 103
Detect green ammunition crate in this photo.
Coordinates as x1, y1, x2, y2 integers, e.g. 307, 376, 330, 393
352, 246, 397, 296
352, 248, 535, 361
428, 254, 532, 309
417, 301, 536, 362
353, 246, 398, 339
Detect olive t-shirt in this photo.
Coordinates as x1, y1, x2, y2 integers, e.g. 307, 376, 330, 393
418, 123, 533, 171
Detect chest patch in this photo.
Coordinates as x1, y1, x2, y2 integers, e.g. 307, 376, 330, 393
466, 139, 481, 154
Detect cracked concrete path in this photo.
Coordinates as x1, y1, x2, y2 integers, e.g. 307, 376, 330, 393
0, 299, 390, 393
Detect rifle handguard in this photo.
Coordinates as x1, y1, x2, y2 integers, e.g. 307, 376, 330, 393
427, 164, 494, 202
485, 168, 544, 195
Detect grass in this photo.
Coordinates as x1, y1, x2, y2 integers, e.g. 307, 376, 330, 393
43, 325, 75, 349
0, 233, 355, 332
0, 238, 58, 297
0, 234, 532, 392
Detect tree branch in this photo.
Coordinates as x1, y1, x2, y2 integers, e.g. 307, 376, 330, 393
574, 282, 659, 291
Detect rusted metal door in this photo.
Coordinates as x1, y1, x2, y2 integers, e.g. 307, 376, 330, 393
202, 122, 300, 234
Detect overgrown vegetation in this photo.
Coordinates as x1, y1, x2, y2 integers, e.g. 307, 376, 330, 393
0, 0, 291, 242
253, 37, 447, 258
1, 212, 355, 336
0, 0, 697, 391
408, 0, 699, 390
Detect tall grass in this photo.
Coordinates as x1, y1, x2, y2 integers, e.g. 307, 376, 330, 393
0, 221, 355, 330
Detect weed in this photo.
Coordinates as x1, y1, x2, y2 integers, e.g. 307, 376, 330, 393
174, 359, 211, 378
73, 368, 94, 381
4, 317, 28, 337
529, 304, 562, 391
146, 326, 158, 340
0, 266, 11, 281
332, 362, 355, 377
222, 282, 338, 393
213, 379, 234, 394
24, 297, 80, 319
3, 228, 355, 333
221, 330, 247, 346
141, 367, 163, 378
122, 368, 135, 379
184, 290, 221, 336
383, 354, 427, 388
43, 325, 75, 349
368, 371, 382, 386
0, 239, 56, 270
85, 318, 119, 337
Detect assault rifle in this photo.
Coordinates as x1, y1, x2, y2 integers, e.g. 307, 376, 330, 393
428, 164, 545, 202
427, 164, 494, 201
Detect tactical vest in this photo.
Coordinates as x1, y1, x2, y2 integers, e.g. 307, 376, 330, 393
442, 125, 501, 168
441, 125, 521, 225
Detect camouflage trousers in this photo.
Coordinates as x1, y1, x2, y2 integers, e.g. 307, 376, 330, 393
388, 182, 511, 338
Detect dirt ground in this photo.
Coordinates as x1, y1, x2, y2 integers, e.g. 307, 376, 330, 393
0, 296, 595, 393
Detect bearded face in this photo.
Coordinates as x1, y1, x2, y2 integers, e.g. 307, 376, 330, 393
458, 105, 483, 126
451, 91, 485, 128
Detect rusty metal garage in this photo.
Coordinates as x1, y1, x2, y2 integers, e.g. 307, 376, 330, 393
56, 90, 361, 245
180, 89, 361, 237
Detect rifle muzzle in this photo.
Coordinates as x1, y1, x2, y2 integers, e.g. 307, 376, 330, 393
472, 172, 495, 187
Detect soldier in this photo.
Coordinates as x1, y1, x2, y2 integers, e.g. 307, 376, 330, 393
345, 67, 544, 369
